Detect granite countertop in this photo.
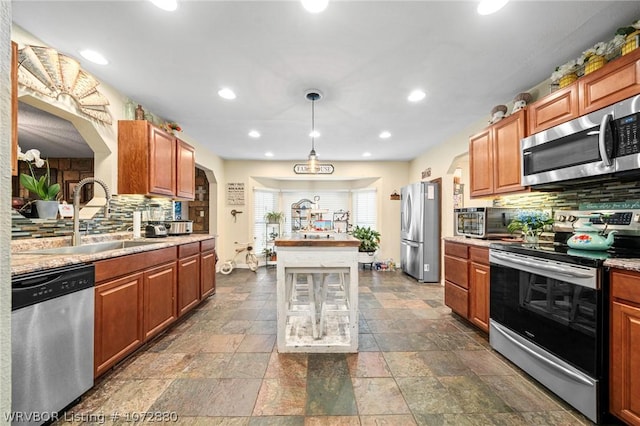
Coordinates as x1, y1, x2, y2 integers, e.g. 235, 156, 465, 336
275, 233, 360, 247
443, 236, 640, 272
11, 232, 216, 276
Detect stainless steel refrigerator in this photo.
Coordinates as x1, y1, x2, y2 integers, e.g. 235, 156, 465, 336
400, 182, 440, 282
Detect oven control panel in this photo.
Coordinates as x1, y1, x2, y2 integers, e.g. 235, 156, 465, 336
554, 209, 640, 234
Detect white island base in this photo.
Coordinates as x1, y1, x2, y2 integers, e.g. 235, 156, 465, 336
275, 237, 359, 353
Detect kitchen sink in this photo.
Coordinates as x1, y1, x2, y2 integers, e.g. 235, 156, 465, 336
19, 240, 164, 255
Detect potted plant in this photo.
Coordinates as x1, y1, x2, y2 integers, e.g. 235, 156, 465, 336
17, 146, 61, 219
262, 247, 277, 261
351, 225, 381, 264
265, 211, 284, 224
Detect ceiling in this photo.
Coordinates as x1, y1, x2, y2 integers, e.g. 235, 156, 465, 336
11, 1, 640, 162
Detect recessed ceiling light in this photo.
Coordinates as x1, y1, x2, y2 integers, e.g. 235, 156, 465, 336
218, 88, 236, 100
379, 131, 391, 139
248, 130, 261, 138
301, 0, 329, 13
79, 49, 108, 65
150, 0, 178, 11
362, 152, 372, 157
477, 0, 509, 15
408, 90, 426, 103
309, 130, 321, 138
265, 152, 274, 157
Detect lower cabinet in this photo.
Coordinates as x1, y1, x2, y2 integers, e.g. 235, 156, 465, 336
94, 272, 144, 378
178, 242, 201, 316
144, 262, 177, 341
610, 268, 640, 426
444, 241, 490, 333
93, 238, 216, 378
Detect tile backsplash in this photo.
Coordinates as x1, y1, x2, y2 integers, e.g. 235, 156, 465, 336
11, 195, 174, 240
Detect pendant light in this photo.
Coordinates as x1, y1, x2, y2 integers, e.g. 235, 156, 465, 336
306, 90, 322, 174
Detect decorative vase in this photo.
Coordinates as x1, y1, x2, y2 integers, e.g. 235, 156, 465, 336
584, 55, 606, 75
523, 229, 541, 245
558, 73, 577, 88
35, 200, 59, 219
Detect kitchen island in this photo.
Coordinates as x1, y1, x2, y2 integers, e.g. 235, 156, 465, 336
275, 233, 360, 353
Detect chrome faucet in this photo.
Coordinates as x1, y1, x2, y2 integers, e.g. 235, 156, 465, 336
73, 177, 112, 246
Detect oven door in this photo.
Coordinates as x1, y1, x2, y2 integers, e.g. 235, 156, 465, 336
521, 107, 615, 187
489, 249, 602, 377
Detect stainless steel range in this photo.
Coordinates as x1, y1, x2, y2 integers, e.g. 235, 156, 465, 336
489, 208, 640, 424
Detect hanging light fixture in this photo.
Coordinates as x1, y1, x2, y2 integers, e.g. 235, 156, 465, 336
305, 90, 322, 174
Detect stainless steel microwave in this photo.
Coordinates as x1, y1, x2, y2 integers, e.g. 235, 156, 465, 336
454, 207, 516, 239
521, 94, 640, 187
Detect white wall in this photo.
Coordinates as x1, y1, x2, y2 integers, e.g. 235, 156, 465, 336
220, 160, 409, 263
1, 0, 13, 416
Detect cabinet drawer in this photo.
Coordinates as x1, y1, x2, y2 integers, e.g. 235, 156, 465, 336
445, 281, 468, 318
444, 242, 469, 259
469, 246, 489, 264
201, 238, 216, 252
611, 269, 640, 305
95, 247, 176, 282
179, 242, 200, 258
444, 255, 468, 289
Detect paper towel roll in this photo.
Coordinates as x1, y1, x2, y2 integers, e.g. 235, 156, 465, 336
133, 211, 141, 239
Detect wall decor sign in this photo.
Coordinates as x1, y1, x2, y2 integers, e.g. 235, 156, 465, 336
421, 168, 432, 179
293, 164, 335, 174
226, 182, 245, 205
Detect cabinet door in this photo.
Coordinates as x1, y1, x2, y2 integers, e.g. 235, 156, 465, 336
580, 48, 640, 116
11, 41, 18, 176
469, 261, 490, 333
94, 273, 144, 378
149, 126, 176, 196
492, 110, 527, 194
176, 138, 195, 200
143, 262, 177, 340
528, 84, 579, 135
469, 128, 493, 197
178, 254, 200, 316
200, 250, 216, 299
610, 300, 640, 425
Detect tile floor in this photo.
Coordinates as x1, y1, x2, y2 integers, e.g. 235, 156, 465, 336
58, 268, 601, 425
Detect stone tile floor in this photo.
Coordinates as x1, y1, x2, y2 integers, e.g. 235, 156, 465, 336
57, 268, 601, 425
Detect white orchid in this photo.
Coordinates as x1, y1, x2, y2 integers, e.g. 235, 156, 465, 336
17, 145, 60, 201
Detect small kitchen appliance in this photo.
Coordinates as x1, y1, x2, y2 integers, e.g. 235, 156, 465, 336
145, 203, 167, 238
454, 207, 517, 239
488, 208, 640, 423
165, 220, 193, 235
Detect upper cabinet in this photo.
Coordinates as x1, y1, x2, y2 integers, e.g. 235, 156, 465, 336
11, 41, 18, 177
470, 109, 527, 198
118, 120, 195, 200
529, 48, 640, 134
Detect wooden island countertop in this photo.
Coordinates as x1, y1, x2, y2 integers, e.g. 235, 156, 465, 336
275, 234, 360, 248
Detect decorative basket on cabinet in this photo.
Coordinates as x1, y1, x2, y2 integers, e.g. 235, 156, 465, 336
622, 30, 640, 55
558, 73, 578, 88
584, 55, 606, 75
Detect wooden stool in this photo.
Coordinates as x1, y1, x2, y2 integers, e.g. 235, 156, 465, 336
286, 271, 319, 339
318, 269, 350, 338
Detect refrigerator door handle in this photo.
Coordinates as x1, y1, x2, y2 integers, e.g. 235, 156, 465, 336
402, 240, 420, 248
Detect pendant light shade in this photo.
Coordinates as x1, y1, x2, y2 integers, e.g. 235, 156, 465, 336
306, 90, 322, 174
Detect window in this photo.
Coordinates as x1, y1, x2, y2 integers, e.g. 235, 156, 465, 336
253, 189, 278, 253
352, 189, 377, 230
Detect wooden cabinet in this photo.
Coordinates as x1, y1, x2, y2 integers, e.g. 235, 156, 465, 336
11, 41, 18, 177
94, 272, 144, 378
610, 268, 640, 426
444, 241, 469, 318
143, 262, 177, 341
528, 49, 640, 135
468, 247, 490, 333
528, 84, 579, 135
176, 139, 195, 199
200, 238, 217, 299
118, 120, 195, 200
178, 242, 201, 316
469, 109, 527, 198
579, 48, 640, 116
444, 241, 490, 333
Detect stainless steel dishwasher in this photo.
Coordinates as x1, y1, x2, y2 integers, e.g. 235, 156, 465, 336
12, 264, 95, 425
